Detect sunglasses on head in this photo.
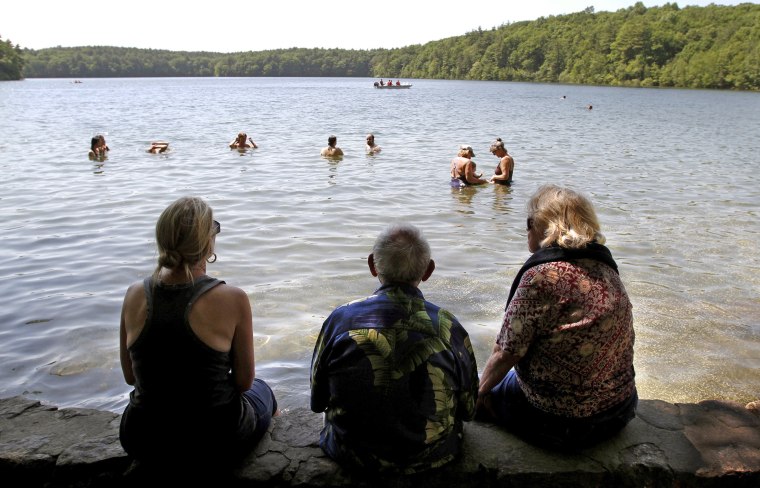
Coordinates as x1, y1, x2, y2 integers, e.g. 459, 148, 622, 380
213, 220, 221, 234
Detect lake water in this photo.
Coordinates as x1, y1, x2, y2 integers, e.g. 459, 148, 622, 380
0, 77, 758, 413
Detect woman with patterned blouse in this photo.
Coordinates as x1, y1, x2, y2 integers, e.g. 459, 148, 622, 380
477, 184, 637, 450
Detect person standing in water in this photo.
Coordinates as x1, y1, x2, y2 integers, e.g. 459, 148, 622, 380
450, 144, 487, 187
489, 138, 514, 185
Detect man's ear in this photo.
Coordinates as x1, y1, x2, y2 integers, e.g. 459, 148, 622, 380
368, 254, 379, 277
420, 259, 435, 282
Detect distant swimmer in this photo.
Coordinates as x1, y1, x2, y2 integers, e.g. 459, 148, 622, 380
450, 144, 487, 187
147, 141, 170, 154
488, 138, 514, 186
88, 134, 110, 160
321, 135, 344, 158
587, 104, 593, 110
365, 133, 381, 154
230, 132, 257, 149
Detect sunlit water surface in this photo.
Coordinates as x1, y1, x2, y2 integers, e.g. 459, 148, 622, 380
0, 77, 758, 412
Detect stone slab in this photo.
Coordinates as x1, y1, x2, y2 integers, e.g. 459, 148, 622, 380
1, 396, 758, 487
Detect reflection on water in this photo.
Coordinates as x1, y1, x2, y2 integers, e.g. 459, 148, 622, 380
0, 77, 758, 413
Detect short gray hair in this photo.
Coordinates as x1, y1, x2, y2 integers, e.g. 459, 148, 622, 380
372, 224, 431, 284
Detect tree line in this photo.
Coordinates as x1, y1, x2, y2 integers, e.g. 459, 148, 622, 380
10, 3, 760, 90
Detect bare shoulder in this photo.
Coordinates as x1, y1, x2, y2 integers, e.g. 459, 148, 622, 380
207, 282, 250, 305
121, 280, 148, 330
123, 280, 145, 304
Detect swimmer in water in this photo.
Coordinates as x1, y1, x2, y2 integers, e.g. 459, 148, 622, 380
229, 132, 257, 149
147, 142, 170, 154
89, 134, 109, 160
365, 134, 381, 154
321, 135, 344, 158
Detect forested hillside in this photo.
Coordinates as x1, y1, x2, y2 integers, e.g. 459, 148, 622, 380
0, 36, 24, 80
18, 3, 760, 90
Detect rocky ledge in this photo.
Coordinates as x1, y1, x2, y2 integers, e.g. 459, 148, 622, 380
1, 396, 759, 487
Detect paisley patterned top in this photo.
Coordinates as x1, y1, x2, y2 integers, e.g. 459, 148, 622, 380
311, 283, 479, 473
497, 259, 636, 417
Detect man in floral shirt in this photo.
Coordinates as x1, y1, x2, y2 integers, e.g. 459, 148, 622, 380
311, 224, 479, 473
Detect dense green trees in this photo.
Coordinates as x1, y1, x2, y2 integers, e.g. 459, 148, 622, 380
17, 3, 760, 90
371, 2, 759, 90
0, 35, 24, 80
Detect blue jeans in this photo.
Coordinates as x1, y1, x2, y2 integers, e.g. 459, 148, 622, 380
489, 369, 637, 451
242, 378, 278, 442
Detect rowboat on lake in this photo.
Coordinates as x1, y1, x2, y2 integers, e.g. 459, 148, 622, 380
374, 81, 412, 89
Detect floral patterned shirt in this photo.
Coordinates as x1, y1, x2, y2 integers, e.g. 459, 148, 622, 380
497, 259, 636, 417
311, 283, 479, 473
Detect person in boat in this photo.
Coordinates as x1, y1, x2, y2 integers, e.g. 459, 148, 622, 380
88, 134, 109, 160
230, 132, 258, 149
476, 185, 637, 451
395, 80, 401, 86
488, 138, 514, 185
321, 135, 344, 158
365, 133, 381, 154
379, 79, 385, 86
310, 223, 479, 473
387, 80, 393, 86
450, 144, 487, 187
118, 196, 278, 463
147, 141, 170, 154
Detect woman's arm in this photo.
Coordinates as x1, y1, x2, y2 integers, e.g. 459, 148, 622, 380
119, 283, 144, 385
230, 287, 255, 393
119, 311, 136, 385
478, 343, 521, 397
464, 161, 487, 184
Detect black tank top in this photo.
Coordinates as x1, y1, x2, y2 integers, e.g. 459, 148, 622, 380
120, 276, 256, 458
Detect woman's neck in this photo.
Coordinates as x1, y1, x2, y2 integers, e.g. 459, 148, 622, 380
159, 264, 206, 284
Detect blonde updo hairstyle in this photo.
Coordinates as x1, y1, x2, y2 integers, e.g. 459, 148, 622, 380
527, 184, 605, 249
154, 197, 216, 282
